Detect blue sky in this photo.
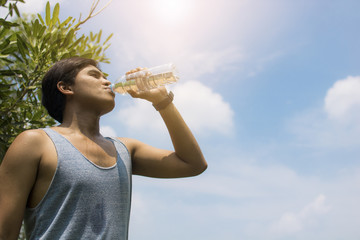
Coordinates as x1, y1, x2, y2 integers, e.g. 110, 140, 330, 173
11, 0, 360, 239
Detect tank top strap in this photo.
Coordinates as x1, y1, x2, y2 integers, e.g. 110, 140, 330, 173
106, 137, 132, 184
42, 127, 70, 152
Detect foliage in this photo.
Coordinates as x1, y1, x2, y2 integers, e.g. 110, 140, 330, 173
0, 0, 113, 161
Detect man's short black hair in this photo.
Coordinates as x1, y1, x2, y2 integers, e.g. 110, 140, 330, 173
42, 57, 99, 123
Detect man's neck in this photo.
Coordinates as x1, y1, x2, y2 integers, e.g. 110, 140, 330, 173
59, 111, 102, 139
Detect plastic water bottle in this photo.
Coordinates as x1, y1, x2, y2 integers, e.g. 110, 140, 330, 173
111, 63, 179, 94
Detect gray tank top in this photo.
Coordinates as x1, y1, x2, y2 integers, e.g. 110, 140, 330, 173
24, 128, 132, 240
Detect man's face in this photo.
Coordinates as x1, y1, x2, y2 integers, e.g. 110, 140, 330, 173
70, 65, 115, 114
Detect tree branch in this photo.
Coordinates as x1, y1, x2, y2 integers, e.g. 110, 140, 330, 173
75, 0, 113, 29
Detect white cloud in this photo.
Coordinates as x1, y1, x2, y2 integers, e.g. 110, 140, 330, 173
270, 194, 330, 236
324, 76, 360, 122
100, 125, 117, 137
130, 161, 360, 240
116, 81, 235, 138
116, 98, 165, 135
174, 81, 235, 135
271, 212, 303, 235
288, 76, 360, 148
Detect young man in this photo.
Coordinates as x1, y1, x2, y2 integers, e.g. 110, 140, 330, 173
0, 57, 207, 240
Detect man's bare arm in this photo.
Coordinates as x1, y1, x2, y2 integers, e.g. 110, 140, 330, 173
0, 130, 43, 240
122, 101, 207, 178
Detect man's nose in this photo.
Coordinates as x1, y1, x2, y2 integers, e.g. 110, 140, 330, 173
103, 78, 111, 86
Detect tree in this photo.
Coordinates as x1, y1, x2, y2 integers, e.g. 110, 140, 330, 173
0, 0, 113, 162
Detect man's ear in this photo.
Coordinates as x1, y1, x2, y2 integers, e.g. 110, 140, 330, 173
57, 81, 74, 95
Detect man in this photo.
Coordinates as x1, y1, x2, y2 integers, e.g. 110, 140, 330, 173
0, 57, 207, 239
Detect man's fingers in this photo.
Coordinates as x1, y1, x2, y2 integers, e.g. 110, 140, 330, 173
126, 68, 152, 82
126, 67, 143, 75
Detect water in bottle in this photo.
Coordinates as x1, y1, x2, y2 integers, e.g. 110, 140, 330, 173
111, 63, 179, 94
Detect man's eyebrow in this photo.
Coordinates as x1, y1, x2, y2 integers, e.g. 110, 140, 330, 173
87, 69, 106, 78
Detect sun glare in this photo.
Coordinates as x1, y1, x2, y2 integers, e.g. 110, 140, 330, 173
152, 0, 192, 24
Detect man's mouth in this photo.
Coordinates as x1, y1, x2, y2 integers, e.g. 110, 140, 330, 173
104, 87, 115, 95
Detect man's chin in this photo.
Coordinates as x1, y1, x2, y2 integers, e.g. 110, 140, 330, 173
101, 102, 115, 116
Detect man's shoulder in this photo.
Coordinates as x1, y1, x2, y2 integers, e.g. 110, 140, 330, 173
18, 128, 48, 140
14, 128, 51, 149
3, 129, 51, 168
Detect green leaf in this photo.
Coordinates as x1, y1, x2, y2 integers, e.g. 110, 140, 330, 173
2, 45, 17, 55
16, 34, 28, 52
13, 3, 20, 17
96, 29, 102, 44
32, 19, 40, 37
60, 52, 71, 59
0, 19, 19, 28
103, 33, 113, 45
63, 28, 75, 47
69, 35, 84, 49
50, 48, 58, 62
59, 16, 73, 29
41, 32, 51, 47
0, 38, 10, 50
51, 3, 60, 25
22, 21, 31, 37
0, 0, 7, 7
26, 86, 37, 90
37, 13, 45, 25
8, 3, 13, 17
95, 47, 102, 56
79, 52, 93, 59
90, 31, 96, 42
0, 55, 12, 64
45, 1, 51, 26
0, 27, 9, 39
0, 69, 22, 77
16, 41, 26, 59
37, 25, 46, 39
10, 52, 24, 63
31, 109, 43, 121
103, 44, 111, 51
